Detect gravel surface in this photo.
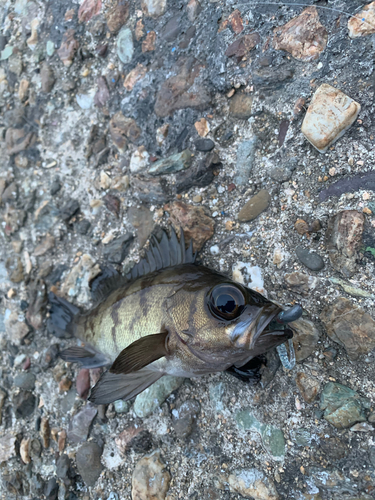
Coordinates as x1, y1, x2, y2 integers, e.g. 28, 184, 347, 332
1, 1, 375, 499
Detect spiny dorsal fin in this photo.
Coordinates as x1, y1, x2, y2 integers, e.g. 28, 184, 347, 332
90, 226, 196, 304
109, 331, 169, 374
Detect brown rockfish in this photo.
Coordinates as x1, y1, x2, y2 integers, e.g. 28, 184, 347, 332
48, 228, 302, 404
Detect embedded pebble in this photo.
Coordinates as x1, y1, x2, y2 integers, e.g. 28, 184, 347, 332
117, 28, 134, 64
76, 442, 103, 486
301, 84, 361, 152
238, 189, 271, 222
295, 247, 324, 271
132, 451, 171, 500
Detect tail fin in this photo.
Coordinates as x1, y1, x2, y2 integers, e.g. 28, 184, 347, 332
47, 292, 81, 339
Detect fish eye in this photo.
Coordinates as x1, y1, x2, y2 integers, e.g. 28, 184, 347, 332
209, 284, 245, 320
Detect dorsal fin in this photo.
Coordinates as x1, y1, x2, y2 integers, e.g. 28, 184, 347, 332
90, 226, 196, 303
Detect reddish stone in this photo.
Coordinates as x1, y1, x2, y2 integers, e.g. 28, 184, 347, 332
78, 0, 102, 23
228, 183, 236, 192
106, 0, 129, 33
154, 58, 211, 117
57, 29, 79, 67
142, 31, 156, 52
168, 201, 214, 252
76, 369, 90, 399
225, 33, 260, 61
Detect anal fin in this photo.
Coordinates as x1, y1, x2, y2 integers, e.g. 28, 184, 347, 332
89, 369, 163, 404
60, 346, 109, 369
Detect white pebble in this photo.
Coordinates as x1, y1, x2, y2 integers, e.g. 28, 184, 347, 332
210, 245, 220, 255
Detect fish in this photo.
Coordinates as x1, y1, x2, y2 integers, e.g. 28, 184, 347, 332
48, 227, 302, 405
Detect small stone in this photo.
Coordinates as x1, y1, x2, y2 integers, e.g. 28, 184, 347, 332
133, 376, 183, 418
229, 93, 253, 119
224, 468, 279, 500
171, 399, 201, 438
234, 138, 257, 186
40, 417, 50, 448
117, 427, 152, 454
321, 297, 375, 360
154, 58, 210, 117
76, 442, 103, 486
284, 272, 315, 295
59, 377, 72, 392
187, 0, 201, 22
78, 0, 102, 23
236, 410, 285, 461
57, 29, 79, 66
76, 90, 96, 109
20, 437, 31, 464
94, 76, 110, 108
350, 422, 374, 432
132, 451, 171, 500
238, 189, 271, 222
301, 84, 361, 153
130, 147, 150, 173
320, 382, 367, 429
325, 210, 364, 278
329, 277, 375, 299
149, 149, 192, 175
135, 19, 144, 40
294, 219, 309, 235
46, 40, 55, 56
103, 233, 134, 264
6, 127, 36, 155
124, 63, 147, 91
40, 64, 55, 93
0, 433, 17, 463
195, 138, 214, 152
60, 199, 80, 222
27, 18, 39, 50
68, 403, 98, 443
106, 0, 129, 33
296, 372, 320, 403
76, 368, 91, 399
114, 399, 130, 413
117, 27, 134, 64
296, 247, 324, 271
291, 318, 320, 362
142, 31, 156, 52
194, 118, 209, 137
225, 33, 260, 61
5, 311, 30, 344
109, 112, 140, 151
18, 79, 29, 102
56, 454, 72, 480
34, 234, 55, 257
168, 201, 214, 252
348, 2, 375, 38
14, 154, 29, 169
50, 178, 62, 196
6, 256, 24, 283
141, 0, 167, 18
128, 206, 155, 247
13, 390, 36, 419
273, 6, 327, 61
1, 45, 13, 60
14, 373, 36, 391
193, 194, 202, 203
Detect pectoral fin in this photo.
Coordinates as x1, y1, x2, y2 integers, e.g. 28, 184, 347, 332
89, 369, 163, 404
109, 332, 169, 375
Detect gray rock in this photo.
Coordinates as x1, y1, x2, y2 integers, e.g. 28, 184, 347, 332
14, 373, 36, 391
296, 247, 324, 271
76, 442, 103, 486
148, 149, 192, 176
133, 376, 184, 418
13, 390, 36, 419
290, 318, 320, 362
44, 477, 59, 500
114, 399, 130, 413
229, 93, 253, 119
320, 382, 368, 429
195, 138, 215, 152
56, 454, 72, 480
234, 138, 257, 186
171, 399, 201, 438
103, 233, 134, 264
117, 28, 134, 64
236, 409, 285, 460
67, 403, 98, 443
60, 199, 80, 222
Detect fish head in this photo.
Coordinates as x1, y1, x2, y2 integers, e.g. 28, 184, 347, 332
167, 266, 293, 372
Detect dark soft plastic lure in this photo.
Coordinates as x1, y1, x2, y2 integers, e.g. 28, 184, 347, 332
48, 228, 301, 404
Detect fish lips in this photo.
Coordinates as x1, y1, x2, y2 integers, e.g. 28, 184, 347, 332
229, 304, 281, 349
